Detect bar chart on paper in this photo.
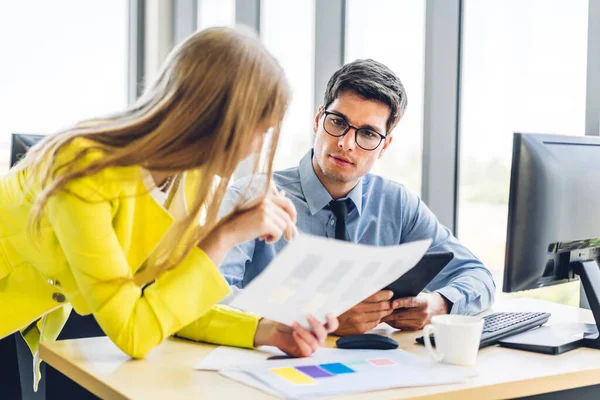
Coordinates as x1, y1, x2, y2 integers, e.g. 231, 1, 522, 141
227, 350, 474, 398
271, 357, 397, 385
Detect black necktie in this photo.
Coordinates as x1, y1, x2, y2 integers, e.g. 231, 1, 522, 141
330, 199, 351, 241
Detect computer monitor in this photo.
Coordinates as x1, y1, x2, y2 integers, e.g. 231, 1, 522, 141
504, 132, 600, 351
10, 133, 45, 167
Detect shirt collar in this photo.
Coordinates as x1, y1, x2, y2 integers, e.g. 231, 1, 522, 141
298, 150, 363, 216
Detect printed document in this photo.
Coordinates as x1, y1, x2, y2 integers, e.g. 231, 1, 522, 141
220, 348, 473, 399
229, 234, 431, 328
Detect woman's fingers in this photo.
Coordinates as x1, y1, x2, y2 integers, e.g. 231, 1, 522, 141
270, 193, 297, 223
270, 195, 297, 241
257, 201, 287, 243
292, 322, 319, 354
325, 313, 339, 333
260, 198, 296, 242
306, 315, 328, 345
267, 200, 293, 227
291, 331, 313, 357
286, 315, 339, 357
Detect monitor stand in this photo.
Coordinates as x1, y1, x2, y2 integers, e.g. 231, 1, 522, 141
572, 260, 600, 349
498, 260, 600, 354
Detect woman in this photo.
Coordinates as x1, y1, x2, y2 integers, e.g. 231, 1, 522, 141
0, 26, 337, 390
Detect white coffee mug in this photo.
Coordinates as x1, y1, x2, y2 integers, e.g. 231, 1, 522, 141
423, 315, 484, 367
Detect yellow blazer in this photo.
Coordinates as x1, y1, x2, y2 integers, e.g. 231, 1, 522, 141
0, 138, 259, 365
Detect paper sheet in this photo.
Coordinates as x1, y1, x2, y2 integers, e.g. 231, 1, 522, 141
229, 234, 432, 328
194, 346, 386, 371
220, 368, 280, 397
220, 348, 474, 399
194, 346, 285, 370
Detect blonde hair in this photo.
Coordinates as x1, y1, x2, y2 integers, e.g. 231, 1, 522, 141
18, 26, 290, 285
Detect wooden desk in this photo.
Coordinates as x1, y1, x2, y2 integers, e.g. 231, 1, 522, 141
40, 299, 600, 399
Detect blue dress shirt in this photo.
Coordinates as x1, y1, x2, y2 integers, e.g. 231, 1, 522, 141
219, 150, 496, 315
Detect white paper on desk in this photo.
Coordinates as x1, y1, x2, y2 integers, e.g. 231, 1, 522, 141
220, 368, 281, 398
194, 346, 285, 370
229, 234, 432, 328
194, 345, 384, 371
221, 349, 474, 399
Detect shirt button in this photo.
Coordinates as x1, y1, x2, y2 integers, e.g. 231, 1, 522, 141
48, 279, 60, 286
52, 293, 66, 303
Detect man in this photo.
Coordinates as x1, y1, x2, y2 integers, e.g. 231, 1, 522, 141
220, 59, 495, 336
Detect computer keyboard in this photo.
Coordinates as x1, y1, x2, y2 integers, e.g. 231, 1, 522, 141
416, 311, 551, 348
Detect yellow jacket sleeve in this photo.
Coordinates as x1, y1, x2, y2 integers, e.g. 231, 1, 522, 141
46, 176, 257, 358
176, 304, 260, 348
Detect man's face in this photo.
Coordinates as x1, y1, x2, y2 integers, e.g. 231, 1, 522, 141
312, 91, 394, 184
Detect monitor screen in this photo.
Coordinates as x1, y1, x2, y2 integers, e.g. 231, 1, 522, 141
504, 133, 600, 293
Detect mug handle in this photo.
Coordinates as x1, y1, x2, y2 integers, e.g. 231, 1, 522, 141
423, 324, 444, 362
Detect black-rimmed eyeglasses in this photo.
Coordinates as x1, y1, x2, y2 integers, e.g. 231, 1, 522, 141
321, 111, 387, 151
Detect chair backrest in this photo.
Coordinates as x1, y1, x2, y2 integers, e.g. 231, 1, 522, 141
10, 133, 45, 167
0, 335, 22, 399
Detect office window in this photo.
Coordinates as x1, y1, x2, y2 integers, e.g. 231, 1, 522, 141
197, 0, 236, 30
261, 0, 316, 170
458, 0, 589, 276
0, 0, 127, 171
345, 0, 426, 195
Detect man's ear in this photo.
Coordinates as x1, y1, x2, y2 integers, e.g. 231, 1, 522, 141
314, 106, 324, 134
378, 135, 394, 159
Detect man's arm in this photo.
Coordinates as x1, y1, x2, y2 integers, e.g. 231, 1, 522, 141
382, 189, 495, 330
399, 189, 496, 316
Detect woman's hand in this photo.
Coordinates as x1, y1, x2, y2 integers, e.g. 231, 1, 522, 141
197, 193, 297, 267
222, 193, 297, 246
253, 314, 339, 358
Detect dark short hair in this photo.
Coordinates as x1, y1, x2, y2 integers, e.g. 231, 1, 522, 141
323, 59, 407, 133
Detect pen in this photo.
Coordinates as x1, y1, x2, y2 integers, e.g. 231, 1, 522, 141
269, 181, 300, 239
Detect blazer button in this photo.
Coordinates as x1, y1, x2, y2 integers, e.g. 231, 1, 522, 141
52, 293, 66, 303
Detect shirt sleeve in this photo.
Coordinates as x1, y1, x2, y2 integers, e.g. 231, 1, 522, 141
46, 174, 252, 359
219, 241, 256, 288
400, 189, 496, 315
217, 179, 260, 288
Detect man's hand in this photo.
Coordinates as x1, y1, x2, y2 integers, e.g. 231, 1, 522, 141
381, 292, 450, 330
334, 291, 395, 336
